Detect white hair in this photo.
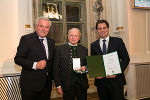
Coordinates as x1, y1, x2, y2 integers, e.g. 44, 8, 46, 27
35, 16, 51, 26
68, 28, 81, 36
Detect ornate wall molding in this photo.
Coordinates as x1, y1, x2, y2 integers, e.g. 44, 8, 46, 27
145, 12, 150, 54
94, 0, 103, 21
18, 0, 33, 36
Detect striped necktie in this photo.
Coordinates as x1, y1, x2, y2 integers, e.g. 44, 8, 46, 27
40, 39, 46, 56
103, 40, 106, 54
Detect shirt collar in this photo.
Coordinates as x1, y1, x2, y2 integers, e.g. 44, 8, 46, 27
68, 42, 78, 46
39, 37, 46, 40
100, 36, 109, 42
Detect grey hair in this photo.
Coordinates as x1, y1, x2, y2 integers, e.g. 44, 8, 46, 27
68, 28, 81, 36
35, 17, 51, 27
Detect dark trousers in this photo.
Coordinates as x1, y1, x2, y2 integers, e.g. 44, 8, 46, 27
63, 73, 87, 100
21, 86, 51, 100
63, 88, 87, 100
96, 78, 124, 100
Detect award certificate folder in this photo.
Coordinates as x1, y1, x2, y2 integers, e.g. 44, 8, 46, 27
86, 51, 122, 78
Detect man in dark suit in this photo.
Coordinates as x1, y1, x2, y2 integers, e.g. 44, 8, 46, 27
91, 20, 130, 100
53, 28, 89, 100
14, 17, 55, 100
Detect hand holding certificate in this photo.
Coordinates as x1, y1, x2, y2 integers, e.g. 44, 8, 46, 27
86, 51, 122, 78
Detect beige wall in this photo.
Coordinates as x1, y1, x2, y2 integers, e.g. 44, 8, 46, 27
0, 0, 33, 74
127, 0, 150, 63
0, 0, 21, 74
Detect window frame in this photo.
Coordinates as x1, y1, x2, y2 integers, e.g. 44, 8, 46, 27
38, 0, 87, 47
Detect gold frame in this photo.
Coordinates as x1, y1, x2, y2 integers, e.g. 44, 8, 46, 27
132, 0, 150, 9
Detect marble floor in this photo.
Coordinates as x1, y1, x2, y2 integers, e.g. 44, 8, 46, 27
50, 78, 150, 100
51, 78, 98, 100
51, 92, 99, 100
51, 92, 150, 100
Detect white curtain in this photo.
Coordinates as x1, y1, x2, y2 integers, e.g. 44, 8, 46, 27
32, 0, 39, 30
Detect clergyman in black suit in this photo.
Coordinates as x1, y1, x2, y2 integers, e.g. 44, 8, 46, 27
14, 17, 55, 100
91, 20, 130, 100
53, 28, 89, 100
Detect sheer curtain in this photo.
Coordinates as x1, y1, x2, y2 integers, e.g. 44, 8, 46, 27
32, 0, 38, 30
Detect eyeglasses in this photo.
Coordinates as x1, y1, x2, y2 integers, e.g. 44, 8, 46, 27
68, 35, 79, 38
97, 27, 108, 30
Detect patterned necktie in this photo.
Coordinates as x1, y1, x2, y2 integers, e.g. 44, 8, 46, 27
40, 39, 46, 56
103, 40, 107, 54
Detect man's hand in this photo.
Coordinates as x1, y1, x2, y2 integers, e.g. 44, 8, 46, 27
80, 66, 86, 71
57, 87, 63, 95
106, 75, 116, 78
36, 60, 46, 69
96, 77, 103, 79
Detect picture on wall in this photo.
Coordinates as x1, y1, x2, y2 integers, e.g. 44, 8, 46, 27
132, 0, 150, 9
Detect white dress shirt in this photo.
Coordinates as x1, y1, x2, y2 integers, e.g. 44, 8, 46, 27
99, 36, 110, 52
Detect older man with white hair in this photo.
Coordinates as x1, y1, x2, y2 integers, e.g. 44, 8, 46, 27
53, 28, 89, 100
14, 17, 55, 100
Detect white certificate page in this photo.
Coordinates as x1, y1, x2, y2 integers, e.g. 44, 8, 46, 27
103, 52, 122, 76
73, 58, 81, 70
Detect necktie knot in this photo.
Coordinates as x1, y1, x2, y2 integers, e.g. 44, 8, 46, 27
40, 39, 44, 43
103, 39, 106, 43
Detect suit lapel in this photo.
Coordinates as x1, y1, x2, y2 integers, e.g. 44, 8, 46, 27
107, 37, 113, 53
32, 32, 47, 59
77, 45, 82, 58
65, 44, 70, 52
47, 37, 51, 59
94, 39, 103, 55
63, 44, 71, 58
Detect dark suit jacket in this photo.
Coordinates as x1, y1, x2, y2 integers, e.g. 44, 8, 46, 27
14, 32, 55, 91
53, 44, 89, 91
91, 36, 130, 85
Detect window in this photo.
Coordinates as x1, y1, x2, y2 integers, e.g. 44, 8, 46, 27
38, 0, 87, 46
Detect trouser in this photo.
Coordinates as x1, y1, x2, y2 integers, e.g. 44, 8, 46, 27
63, 88, 87, 100
63, 72, 87, 100
96, 78, 124, 100
21, 86, 51, 100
